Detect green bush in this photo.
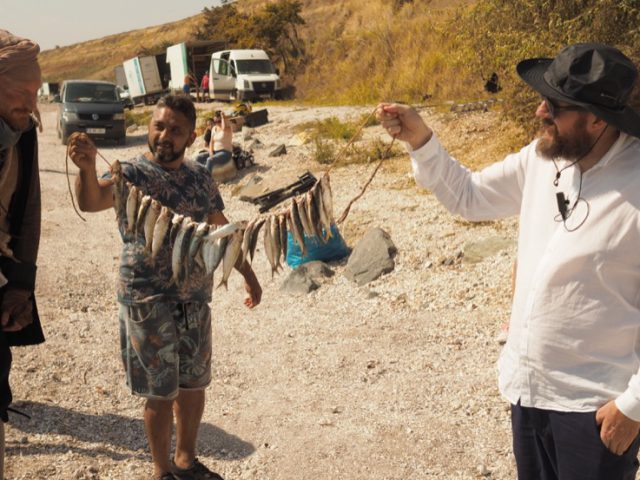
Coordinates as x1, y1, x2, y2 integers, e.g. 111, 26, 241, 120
313, 138, 337, 164
456, 0, 640, 133
296, 116, 362, 142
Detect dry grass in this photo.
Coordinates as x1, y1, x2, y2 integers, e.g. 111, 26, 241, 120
39, 15, 202, 82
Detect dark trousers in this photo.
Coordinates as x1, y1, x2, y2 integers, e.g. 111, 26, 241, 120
0, 333, 12, 422
512, 403, 640, 480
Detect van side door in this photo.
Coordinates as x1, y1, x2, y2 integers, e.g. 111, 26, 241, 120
210, 52, 236, 100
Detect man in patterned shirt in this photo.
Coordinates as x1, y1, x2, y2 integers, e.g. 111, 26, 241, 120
69, 94, 261, 480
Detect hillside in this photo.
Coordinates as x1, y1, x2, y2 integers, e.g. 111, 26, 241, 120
39, 0, 639, 127
39, 0, 476, 97
38, 15, 202, 82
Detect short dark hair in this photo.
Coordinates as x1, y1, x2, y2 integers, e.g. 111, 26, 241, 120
156, 94, 196, 129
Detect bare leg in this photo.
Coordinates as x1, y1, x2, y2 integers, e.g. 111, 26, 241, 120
173, 389, 205, 469
144, 398, 174, 479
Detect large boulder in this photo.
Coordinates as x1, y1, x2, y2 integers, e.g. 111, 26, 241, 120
344, 228, 397, 286
211, 160, 237, 183
269, 144, 287, 157
281, 261, 335, 294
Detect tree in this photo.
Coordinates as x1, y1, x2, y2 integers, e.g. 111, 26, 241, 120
192, 0, 307, 78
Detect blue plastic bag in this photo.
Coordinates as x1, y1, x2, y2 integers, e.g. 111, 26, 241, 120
285, 224, 350, 268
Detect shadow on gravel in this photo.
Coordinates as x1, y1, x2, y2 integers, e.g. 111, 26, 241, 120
6, 401, 255, 460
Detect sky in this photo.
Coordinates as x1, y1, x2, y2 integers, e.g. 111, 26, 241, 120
1, 0, 226, 51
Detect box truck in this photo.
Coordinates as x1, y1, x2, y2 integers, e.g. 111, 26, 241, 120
114, 65, 128, 89
166, 40, 225, 99
209, 49, 281, 101
122, 53, 169, 105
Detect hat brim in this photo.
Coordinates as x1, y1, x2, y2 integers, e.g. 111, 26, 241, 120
517, 57, 640, 138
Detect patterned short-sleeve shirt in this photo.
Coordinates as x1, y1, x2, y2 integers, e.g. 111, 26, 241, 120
104, 154, 224, 305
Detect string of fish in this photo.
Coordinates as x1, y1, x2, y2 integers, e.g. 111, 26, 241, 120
247, 105, 396, 277
111, 160, 249, 290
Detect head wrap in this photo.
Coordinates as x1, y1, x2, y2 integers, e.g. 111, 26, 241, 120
0, 29, 40, 77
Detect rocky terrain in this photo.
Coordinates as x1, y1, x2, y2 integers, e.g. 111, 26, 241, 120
5, 102, 520, 479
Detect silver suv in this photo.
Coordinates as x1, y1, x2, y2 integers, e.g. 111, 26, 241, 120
55, 80, 126, 145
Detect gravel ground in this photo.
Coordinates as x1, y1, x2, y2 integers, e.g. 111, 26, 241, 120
4, 102, 520, 480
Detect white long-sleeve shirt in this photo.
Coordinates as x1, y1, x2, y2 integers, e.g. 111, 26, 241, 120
410, 132, 640, 420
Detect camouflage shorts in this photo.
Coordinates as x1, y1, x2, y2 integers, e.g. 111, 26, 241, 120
118, 301, 212, 399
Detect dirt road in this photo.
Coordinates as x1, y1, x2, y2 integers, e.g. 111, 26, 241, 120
5, 103, 518, 479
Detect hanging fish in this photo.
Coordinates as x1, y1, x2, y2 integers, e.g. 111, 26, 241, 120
217, 230, 243, 290
125, 185, 140, 235
143, 199, 161, 252
151, 206, 171, 259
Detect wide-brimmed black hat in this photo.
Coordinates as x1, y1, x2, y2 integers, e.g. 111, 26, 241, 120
517, 43, 640, 138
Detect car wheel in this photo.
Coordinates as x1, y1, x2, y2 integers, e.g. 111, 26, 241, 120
117, 136, 126, 146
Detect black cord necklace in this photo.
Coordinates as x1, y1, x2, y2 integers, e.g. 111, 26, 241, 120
552, 125, 609, 231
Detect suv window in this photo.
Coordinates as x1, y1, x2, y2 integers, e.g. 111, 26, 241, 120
65, 83, 118, 103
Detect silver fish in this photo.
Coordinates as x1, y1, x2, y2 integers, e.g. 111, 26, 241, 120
314, 182, 332, 241
217, 230, 243, 290
241, 219, 256, 267
125, 185, 139, 234
204, 235, 228, 276
136, 195, 152, 235
297, 195, 315, 238
263, 216, 277, 277
270, 213, 282, 273
320, 174, 334, 222
278, 214, 288, 259
171, 218, 195, 285
143, 199, 161, 252
306, 189, 324, 241
208, 222, 241, 240
111, 160, 126, 221
169, 213, 185, 245
289, 197, 307, 256
248, 218, 265, 263
188, 222, 210, 261
151, 206, 171, 259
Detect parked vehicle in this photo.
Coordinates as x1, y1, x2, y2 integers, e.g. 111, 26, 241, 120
209, 49, 281, 101
117, 86, 134, 110
37, 82, 60, 100
166, 40, 225, 98
114, 65, 128, 89
54, 80, 126, 145
122, 53, 169, 105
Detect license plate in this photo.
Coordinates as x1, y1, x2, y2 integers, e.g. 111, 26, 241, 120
86, 128, 106, 134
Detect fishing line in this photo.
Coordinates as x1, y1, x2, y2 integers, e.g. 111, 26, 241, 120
64, 135, 115, 222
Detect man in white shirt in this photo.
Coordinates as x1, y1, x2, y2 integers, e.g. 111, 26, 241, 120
378, 43, 640, 479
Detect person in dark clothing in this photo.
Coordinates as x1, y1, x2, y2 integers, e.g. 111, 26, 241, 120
484, 72, 501, 93
0, 29, 44, 480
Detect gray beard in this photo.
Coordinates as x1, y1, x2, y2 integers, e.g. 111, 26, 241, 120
536, 118, 592, 161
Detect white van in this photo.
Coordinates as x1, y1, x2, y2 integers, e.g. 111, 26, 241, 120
209, 49, 281, 101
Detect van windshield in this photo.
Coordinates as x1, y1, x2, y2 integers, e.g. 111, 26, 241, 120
235, 59, 275, 75
65, 83, 119, 103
